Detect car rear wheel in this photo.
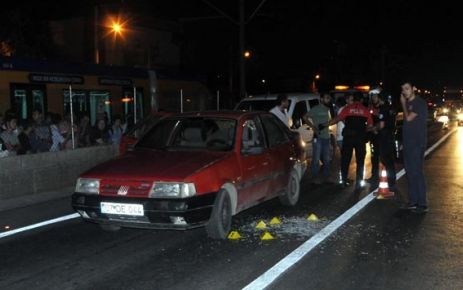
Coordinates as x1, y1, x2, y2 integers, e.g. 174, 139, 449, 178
206, 190, 232, 239
279, 170, 300, 206
100, 224, 121, 232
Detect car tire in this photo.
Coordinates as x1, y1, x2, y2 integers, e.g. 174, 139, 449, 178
100, 224, 121, 232
206, 190, 232, 240
279, 170, 300, 206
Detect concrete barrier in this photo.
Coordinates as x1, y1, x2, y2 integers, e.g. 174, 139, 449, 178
0, 145, 119, 200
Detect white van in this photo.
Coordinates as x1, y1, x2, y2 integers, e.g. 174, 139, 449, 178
235, 93, 336, 154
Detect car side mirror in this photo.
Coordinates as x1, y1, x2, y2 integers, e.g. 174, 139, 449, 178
241, 146, 264, 156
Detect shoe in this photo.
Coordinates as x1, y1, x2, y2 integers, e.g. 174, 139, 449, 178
401, 203, 418, 210
338, 181, 351, 188
411, 206, 429, 214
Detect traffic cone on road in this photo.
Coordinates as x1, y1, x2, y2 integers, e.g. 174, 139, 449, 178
375, 167, 394, 199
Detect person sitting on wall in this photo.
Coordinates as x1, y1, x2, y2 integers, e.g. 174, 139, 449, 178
30, 109, 52, 153
0, 116, 20, 155
17, 121, 33, 155
49, 113, 66, 152
77, 114, 91, 148
90, 119, 111, 145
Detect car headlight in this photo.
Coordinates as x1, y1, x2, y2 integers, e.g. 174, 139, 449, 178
75, 178, 100, 194
149, 182, 196, 198
443, 108, 449, 114
458, 113, 463, 120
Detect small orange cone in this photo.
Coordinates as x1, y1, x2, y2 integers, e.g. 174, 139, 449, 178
375, 167, 394, 199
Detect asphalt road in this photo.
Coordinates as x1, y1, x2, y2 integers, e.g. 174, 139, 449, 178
0, 122, 459, 290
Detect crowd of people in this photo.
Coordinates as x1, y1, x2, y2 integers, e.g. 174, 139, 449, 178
0, 109, 127, 158
270, 81, 429, 214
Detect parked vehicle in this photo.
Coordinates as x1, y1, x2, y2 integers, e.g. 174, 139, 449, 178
235, 92, 340, 160
72, 111, 307, 239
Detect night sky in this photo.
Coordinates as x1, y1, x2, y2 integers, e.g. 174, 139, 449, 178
1, 0, 462, 96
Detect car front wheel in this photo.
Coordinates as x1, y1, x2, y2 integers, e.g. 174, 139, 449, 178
206, 190, 232, 239
279, 170, 300, 206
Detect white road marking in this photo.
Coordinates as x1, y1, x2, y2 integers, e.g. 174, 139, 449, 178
0, 213, 79, 239
243, 128, 457, 290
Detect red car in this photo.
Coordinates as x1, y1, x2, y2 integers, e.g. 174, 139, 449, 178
72, 111, 307, 239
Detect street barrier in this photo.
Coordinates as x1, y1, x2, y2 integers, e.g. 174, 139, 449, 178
0, 145, 118, 200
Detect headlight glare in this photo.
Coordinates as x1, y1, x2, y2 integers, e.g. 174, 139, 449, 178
75, 178, 100, 194
149, 182, 196, 198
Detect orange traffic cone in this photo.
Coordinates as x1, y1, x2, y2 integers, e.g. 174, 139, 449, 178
375, 167, 394, 199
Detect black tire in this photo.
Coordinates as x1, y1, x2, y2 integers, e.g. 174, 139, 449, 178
279, 170, 300, 206
100, 224, 121, 232
206, 190, 232, 239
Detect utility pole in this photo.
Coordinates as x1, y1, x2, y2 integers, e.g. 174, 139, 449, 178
200, 0, 267, 100
94, 5, 100, 64
239, 0, 246, 99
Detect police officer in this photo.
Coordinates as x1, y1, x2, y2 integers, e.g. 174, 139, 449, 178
367, 88, 382, 185
323, 93, 374, 190
375, 92, 397, 192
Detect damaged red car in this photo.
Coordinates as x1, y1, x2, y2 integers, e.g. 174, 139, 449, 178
72, 111, 307, 239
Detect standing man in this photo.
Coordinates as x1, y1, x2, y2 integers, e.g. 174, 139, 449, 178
304, 92, 332, 184
324, 93, 373, 190
376, 92, 397, 193
367, 88, 382, 186
270, 94, 291, 128
400, 81, 428, 213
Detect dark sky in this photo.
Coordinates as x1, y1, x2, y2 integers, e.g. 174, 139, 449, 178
2, 0, 463, 94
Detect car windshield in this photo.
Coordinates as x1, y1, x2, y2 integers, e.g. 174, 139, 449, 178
136, 117, 236, 151
125, 115, 164, 139
236, 100, 291, 112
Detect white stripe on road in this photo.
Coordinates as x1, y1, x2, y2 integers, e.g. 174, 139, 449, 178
0, 213, 79, 239
243, 128, 457, 290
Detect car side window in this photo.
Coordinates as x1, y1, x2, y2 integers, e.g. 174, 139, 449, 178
241, 118, 265, 152
261, 115, 289, 147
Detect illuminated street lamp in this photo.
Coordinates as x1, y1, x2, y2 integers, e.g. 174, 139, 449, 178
315, 74, 320, 80
244, 50, 251, 59
106, 16, 127, 39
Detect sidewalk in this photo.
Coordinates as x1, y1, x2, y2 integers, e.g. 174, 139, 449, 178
0, 185, 75, 213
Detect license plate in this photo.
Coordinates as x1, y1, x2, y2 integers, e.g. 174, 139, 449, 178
100, 202, 144, 216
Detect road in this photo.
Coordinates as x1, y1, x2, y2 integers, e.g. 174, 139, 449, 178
0, 122, 460, 290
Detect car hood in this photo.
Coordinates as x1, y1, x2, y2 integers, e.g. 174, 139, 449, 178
82, 149, 231, 181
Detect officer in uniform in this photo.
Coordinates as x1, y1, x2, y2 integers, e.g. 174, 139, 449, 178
323, 93, 374, 190
376, 92, 397, 192
367, 88, 382, 186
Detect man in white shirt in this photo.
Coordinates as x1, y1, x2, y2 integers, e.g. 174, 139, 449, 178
270, 94, 291, 127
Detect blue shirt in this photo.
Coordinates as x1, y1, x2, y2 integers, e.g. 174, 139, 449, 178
403, 96, 428, 148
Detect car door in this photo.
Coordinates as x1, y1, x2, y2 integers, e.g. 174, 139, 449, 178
237, 117, 273, 208
260, 114, 294, 196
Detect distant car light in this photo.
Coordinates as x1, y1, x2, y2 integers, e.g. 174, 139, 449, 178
149, 182, 196, 198
437, 115, 449, 123
442, 108, 449, 114
457, 113, 463, 121
75, 178, 100, 194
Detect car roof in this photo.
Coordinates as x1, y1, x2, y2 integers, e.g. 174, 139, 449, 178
241, 92, 319, 101
167, 110, 267, 120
